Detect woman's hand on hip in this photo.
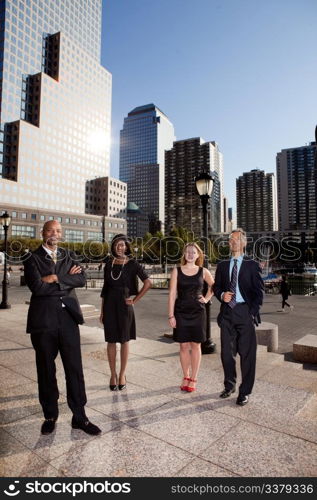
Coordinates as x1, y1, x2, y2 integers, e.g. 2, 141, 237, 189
125, 297, 134, 306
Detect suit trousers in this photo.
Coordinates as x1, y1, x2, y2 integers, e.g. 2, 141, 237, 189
220, 303, 257, 396
31, 306, 87, 421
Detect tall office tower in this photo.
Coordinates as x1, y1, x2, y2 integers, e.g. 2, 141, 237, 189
223, 196, 228, 233
119, 104, 175, 235
0, 0, 111, 213
165, 137, 224, 236
236, 169, 278, 232
277, 142, 317, 231
227, 206, 234, 233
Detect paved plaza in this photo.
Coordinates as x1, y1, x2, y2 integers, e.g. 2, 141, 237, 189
1, 273, 317, 478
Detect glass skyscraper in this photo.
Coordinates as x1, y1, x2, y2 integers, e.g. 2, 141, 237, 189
119, 103, 175, 235
0, 0, 111, 213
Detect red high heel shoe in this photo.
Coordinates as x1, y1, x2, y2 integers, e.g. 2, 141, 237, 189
186, 378, 197, 392
180, 377, 191, 391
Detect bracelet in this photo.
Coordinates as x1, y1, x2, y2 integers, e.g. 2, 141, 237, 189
168, 315, 174, 319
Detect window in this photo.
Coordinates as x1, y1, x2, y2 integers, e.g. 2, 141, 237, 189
40, 215, 45, 221
12, 225, 35, 238
21, 212, 27, 219
65, 229, 83, 242
87, 232, 103, 242
31, 214, 36, 220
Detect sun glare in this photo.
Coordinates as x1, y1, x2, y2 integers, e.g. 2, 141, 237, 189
87, 129, 110, 153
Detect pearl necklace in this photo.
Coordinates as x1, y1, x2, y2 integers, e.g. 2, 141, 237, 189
110, 257, 127, 281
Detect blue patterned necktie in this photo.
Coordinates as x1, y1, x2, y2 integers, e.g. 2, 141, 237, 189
228, 258, 237, 308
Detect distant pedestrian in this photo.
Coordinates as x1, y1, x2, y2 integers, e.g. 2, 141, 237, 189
279, 275, 293, 312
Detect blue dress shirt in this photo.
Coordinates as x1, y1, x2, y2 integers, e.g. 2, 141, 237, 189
229, 255, 245, 303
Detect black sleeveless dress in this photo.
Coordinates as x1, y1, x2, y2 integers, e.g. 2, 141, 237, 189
100, 259, 149, 343
173, 267, 207, 343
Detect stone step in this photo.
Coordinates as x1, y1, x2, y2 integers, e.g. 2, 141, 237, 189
83, 311, 100, 317
293, 334, 317, 364
80, 304, 98, 313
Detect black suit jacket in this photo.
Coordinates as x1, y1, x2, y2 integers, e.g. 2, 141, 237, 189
24, 246, 86, 333
214, 256, 264, 324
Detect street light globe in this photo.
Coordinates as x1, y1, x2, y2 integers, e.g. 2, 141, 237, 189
195, 172, 214, 197
0, 211, 11, 228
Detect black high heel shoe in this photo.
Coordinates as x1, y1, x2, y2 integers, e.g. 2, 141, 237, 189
109, 376, 118, 391
118, 376, 126, 391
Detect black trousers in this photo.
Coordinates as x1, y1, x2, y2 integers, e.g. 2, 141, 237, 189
220, 303, 257, 397
31, 307, 87, 421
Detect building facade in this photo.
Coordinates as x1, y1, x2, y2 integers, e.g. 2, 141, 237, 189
276, 142, 317, 231
0, 0, 111, 215
0, 203, 126, 243
223, 196, 228, 233
119, 104, 175, 235
126, 202, 149, 240
236, 169, 278, 232
85, 176, 127, 220
227, 206, 234, 234
165, 137, 224, 236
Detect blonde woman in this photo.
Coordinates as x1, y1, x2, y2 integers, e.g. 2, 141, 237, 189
168, 243, 214, 392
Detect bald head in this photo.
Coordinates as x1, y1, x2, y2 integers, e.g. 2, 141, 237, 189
42, 220, 62, 249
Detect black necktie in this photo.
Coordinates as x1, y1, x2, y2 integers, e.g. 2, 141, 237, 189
228, 259, 237, 308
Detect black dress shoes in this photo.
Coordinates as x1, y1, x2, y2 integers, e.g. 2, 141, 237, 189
41, 418, 57, 435
219, 388, 236, 399
236, 394, 249, 406
71, 417, 101, 435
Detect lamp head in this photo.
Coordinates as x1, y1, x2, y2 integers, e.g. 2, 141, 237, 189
0, 211, 11, 228
195, 171, 214, 197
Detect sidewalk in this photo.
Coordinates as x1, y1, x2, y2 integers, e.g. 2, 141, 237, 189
1, 303, 317, 477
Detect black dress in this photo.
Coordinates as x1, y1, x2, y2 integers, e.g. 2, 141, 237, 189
173, 266, 206, 343
100, 259, 149, 343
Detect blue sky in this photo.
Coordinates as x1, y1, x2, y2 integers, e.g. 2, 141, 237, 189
101, 0, 317, 212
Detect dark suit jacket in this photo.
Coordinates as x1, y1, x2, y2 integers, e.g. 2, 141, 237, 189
214, 256, 264, 324
24, 246, 86, 333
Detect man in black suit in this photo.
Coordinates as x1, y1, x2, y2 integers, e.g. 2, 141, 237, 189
24, 220, 101, 435
214, 229, 264, 406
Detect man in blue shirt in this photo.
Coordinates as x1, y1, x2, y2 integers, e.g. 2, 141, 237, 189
214, 229, 264, 406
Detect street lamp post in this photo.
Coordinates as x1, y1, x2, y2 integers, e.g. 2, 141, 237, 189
0, 211, 12, 309
195, 172, 216, 354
